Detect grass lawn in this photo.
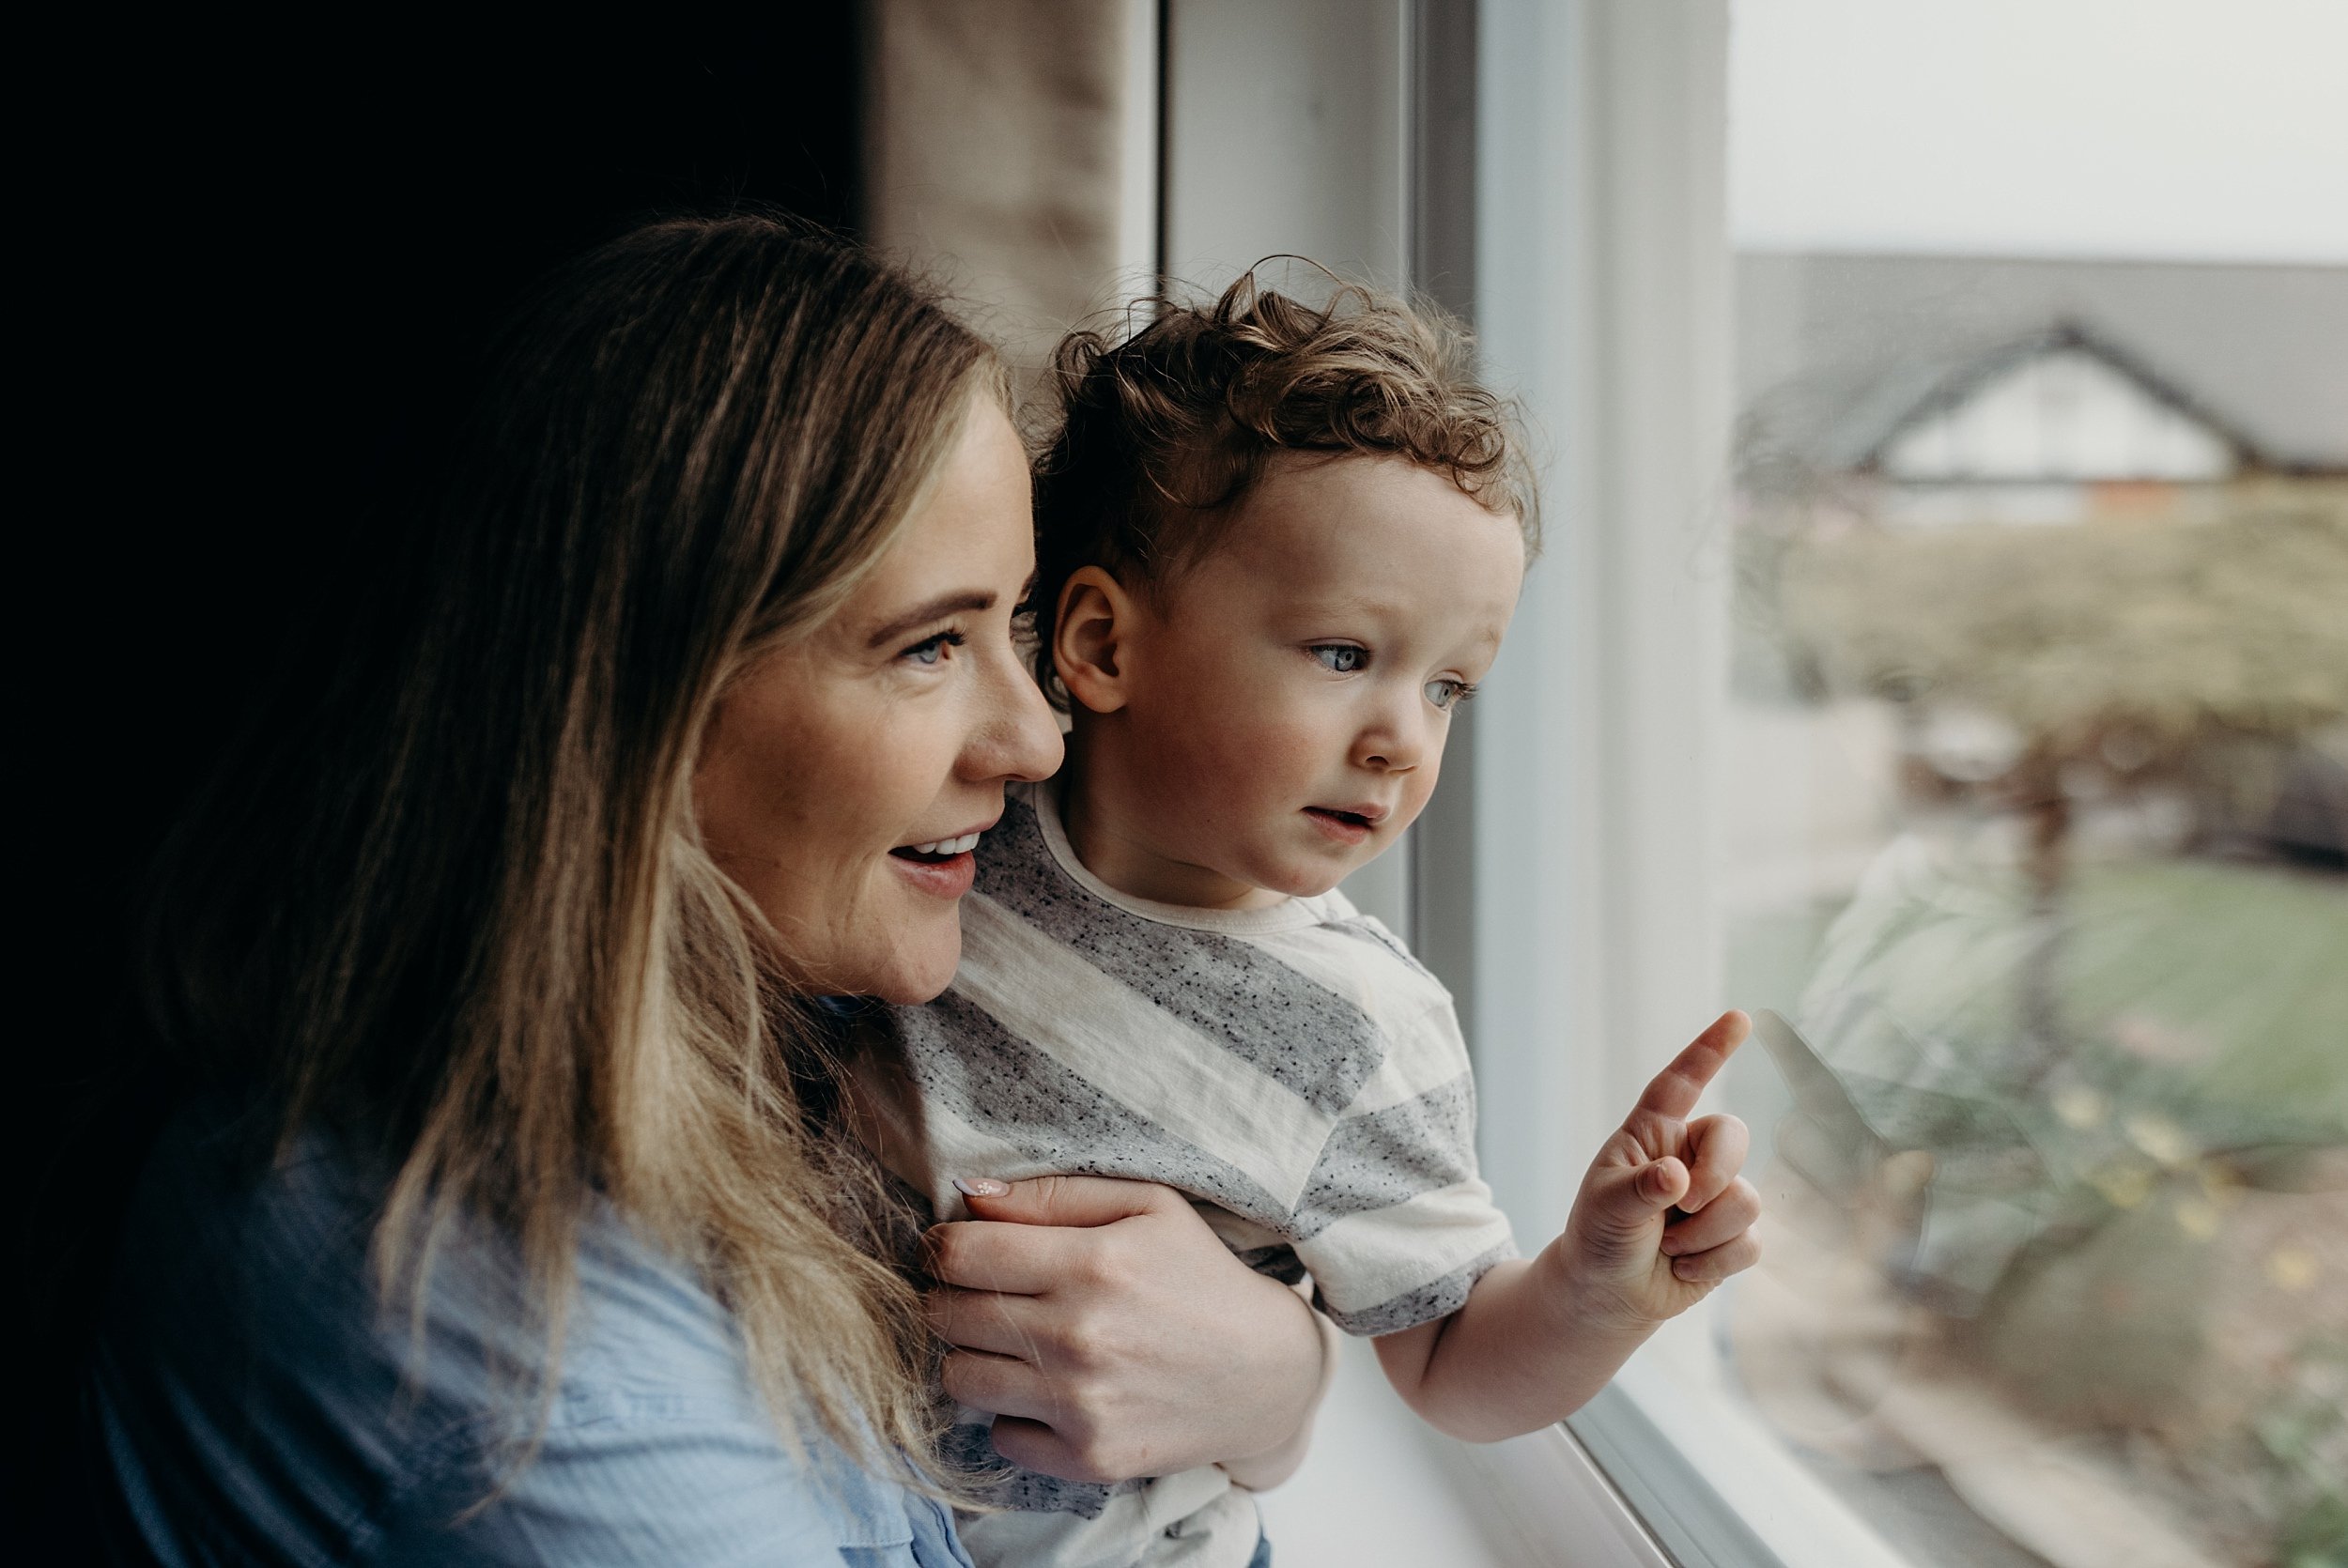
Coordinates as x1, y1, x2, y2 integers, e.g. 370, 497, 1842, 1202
1726, 853, 2348, 1127
2064, 858, 2348, 1120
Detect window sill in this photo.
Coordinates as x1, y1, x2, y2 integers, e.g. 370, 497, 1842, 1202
1562, 1317, 1918, 1568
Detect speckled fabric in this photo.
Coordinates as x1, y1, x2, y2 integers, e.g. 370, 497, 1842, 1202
963, 803, 1387, 1117
857, 782, 1517, 1561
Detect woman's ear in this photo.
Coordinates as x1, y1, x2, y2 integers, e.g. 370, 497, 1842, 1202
1055, 566, 1135, 715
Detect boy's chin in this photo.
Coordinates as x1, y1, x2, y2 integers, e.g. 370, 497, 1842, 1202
1226, 846, 1361, 903
1269, 865, 1352, 900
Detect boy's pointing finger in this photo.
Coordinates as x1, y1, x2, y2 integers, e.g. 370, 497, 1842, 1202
1631, 1010, 1752, 1122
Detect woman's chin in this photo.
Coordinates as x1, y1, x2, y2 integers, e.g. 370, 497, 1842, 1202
863, 927, 964, 1007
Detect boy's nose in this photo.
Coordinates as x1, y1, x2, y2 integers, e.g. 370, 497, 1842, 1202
1353, 706, 1428, 772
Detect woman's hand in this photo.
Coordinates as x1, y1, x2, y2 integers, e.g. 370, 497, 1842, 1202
923, 1176, 1331, 1485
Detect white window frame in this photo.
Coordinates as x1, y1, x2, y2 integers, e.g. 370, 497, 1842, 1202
1157, 3, 1921, 1560
1460, 4, 1910, 1564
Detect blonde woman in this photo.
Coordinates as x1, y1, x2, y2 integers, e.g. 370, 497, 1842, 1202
85, 218, 1328, 1565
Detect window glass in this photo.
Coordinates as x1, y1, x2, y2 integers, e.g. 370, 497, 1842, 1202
1717, 5, 2348, 1566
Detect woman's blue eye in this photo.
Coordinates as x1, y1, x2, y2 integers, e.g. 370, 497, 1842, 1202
1311, 645, 1367, 673
904, 631, 965, 667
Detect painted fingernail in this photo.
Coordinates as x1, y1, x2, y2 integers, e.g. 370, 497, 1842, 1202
952, 1176, 1009, 1197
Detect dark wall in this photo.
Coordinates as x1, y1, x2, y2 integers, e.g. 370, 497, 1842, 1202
29, 30, 864, 1534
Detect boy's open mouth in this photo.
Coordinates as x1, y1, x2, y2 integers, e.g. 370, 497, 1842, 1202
1305, 807, 1375, 831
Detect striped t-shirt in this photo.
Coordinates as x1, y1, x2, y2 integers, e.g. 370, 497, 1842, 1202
853, 781, 1514, 1565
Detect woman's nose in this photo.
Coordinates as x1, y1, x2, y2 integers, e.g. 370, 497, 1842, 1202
970, 651, 1065, 784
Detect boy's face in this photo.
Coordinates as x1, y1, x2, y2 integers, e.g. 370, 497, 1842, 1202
1068, 453, 1525, 909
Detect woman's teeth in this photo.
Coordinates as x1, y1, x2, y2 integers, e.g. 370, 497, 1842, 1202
907, 832, 981, 856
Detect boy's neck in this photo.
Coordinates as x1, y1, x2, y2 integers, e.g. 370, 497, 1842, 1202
1056, 739, 1290, 912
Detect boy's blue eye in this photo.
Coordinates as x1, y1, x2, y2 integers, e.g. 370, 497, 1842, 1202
1311, 645, 1367, 673
1425, 678, 1478, 712
904, 631, 965, 667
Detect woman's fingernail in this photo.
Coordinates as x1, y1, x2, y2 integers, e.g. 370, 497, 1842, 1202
953, 1176, 1009, 1197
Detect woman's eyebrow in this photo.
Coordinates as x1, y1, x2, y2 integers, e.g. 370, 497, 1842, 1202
864, 590, 996, 649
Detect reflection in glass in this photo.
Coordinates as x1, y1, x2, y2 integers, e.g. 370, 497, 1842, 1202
1723, 256, 2347, 1568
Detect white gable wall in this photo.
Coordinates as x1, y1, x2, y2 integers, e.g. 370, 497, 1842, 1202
1879, 346, 2238, 483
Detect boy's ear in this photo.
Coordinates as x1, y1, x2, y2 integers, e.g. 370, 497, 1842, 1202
1054, 566, 1136, 715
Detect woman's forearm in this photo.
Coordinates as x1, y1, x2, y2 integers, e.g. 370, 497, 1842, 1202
1221, 1285, 1340, 1489
930, 1176, 1336, 1482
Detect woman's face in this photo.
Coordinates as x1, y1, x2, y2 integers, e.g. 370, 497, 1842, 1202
696, 398, 1062, 1003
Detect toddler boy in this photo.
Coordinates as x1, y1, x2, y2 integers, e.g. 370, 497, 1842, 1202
852, 276, 1759, 1568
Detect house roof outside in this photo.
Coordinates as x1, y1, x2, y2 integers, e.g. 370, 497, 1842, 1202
1737, 253, 2348, 487
1860, 323, 2255, 482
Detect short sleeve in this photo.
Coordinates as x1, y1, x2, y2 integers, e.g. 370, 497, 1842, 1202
1286, 990, 1517, 1336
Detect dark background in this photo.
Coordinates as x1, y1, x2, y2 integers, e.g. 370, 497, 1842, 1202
28, 28, 866, 1542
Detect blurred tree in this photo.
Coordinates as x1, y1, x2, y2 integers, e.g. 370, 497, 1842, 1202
1774, 488, 2348, 1076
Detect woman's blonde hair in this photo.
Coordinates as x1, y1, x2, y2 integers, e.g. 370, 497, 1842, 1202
144, 215, 998, 1480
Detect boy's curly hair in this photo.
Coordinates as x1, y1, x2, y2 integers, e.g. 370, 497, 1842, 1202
1027, 268, 1537, 703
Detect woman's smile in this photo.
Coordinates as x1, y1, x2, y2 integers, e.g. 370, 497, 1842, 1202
887, 818, 1000, 899
695, 401, 1061, 1001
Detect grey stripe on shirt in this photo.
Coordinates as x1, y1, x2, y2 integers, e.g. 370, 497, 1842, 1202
873, 784, 1516, 1522
970, 804, 1388, 1115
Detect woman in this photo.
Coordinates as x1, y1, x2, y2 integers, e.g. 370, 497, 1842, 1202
87, 217, 1327, 1563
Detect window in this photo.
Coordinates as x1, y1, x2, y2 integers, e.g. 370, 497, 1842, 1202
1463, 5, 2347, 1567
873, 3, 2344, 1560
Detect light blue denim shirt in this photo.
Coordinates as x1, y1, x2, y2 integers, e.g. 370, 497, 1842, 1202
86, 1096, 972, 1567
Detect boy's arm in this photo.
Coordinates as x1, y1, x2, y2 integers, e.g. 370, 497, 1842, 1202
1373, 1011, 1761, 1442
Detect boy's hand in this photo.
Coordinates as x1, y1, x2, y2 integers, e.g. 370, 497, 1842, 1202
1373, 1011, 1760, 1440
1550, 1009, 1761, 1330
